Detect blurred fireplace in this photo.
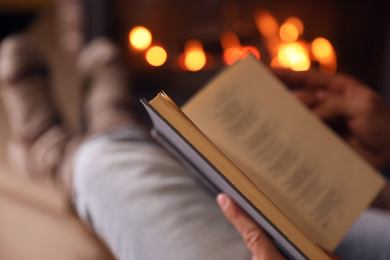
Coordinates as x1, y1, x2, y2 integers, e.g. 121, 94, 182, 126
76, 0, 390, 103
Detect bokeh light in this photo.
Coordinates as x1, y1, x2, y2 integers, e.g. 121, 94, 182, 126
255, 10, 279, 39
146, 46, 167, 67
183, 40, 207, 71
311, 37, 333, 61
224, 46, 260, 65
276, 42, 310, 71
285, 17, 304, 36
279, 23, 299, 42
129, 26, 152, 51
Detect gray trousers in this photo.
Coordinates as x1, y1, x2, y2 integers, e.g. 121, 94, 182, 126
73, 128, 390, 260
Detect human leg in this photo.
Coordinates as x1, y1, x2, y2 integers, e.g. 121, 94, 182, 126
0, 35, 74, 192
72, 38, 251, 260
73, 129, 251, 260
335, 208, 390, 260
0, 36, 251, 260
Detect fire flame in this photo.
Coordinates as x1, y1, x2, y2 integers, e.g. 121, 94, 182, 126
220, 31, 260, 65
129, 10, 336, 74
220, 31, 241, 50
275, 42, 310, 71
311, 37, 337, 74
255, 10, 279, 39
223, 46, 260, 65
129, 26, 152, 51
254, 12, 336, 74
284, 17, 304, 36
183, 39, 207, 71
279, 22, 299, 42
146, 45, 167, 67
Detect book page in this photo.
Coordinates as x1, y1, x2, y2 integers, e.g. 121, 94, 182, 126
143, 98, 326, 259
182, 56, 385, 251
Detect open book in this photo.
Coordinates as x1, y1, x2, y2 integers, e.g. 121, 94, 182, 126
141, 55, 385, 260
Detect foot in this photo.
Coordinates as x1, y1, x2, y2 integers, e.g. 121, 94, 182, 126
0, 35, 71, 190
0, 35, 142, 196
77, 38, 141, 136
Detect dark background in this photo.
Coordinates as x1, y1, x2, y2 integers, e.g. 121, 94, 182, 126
107, 0, 390, 104
2, 0, 390, 105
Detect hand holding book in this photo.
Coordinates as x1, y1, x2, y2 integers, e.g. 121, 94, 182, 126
215, 66, 390, 260
273, 68, 390, 170
142, 55, 386, 259
273, 68, 390, 211
217, 193, 340, 260
216, 193, 289, 260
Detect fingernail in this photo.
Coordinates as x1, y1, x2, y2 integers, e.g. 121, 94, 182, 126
216, 193, 229, 210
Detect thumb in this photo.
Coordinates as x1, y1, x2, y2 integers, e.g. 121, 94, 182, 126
216, 194, 286, 260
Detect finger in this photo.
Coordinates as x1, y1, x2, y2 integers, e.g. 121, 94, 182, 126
313, 98, 342, 120
272, 68, 331, 90
313, 93, 355, 120
293, 90, 324, 108
216, 194, 286, 260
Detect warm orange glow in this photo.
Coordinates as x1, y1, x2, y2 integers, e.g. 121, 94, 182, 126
319, 61, 337, 75
277, 42, 310, 71
265, 37, 282, 58
319, 52, 337, 75
279, 23, 299, 42
270, 57, 282, 68
311, 37, 337, 75
184, 39, 206, 71
242, 46, 260, 60
145, 45, 167, 67
311, 37, 333, 61
129, 26, 152, 51
220, 31, 241, 50
285, 17, 304, 36
223, 46, 260, 65
224, 48, 243, 65
185, 52, 206, 71
126, 13, 335, 75
255, 10, 279, 39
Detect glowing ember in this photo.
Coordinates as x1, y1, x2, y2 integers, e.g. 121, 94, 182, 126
129, 26, 152, 51
146, 45, 167, 67
183, 39, 207, 71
